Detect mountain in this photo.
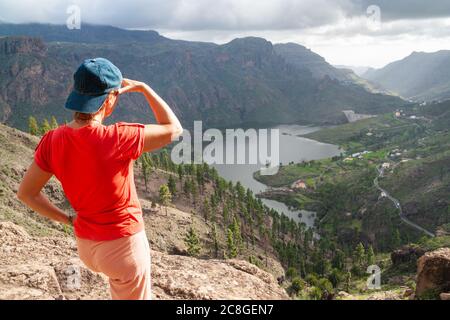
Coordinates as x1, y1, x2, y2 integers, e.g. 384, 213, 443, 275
334, 65, 372, 77
0, 23, 405, 130
362, 50, 450, 102
274, 43, 354, 82
274, 43, 391, 95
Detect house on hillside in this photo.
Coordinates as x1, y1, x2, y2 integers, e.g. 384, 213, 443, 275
291, 180, 307, 190
382, 162, 391, 169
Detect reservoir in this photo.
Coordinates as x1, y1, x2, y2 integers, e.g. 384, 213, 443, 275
213, 125, 340, 227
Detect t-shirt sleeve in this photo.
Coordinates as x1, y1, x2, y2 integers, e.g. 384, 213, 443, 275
34, 131, 53, 173
116, 122, 146, 160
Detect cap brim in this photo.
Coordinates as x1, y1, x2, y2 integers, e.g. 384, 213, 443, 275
64, 90, 109, 114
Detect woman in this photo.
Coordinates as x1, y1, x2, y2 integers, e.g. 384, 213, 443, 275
17, 58, 183, 300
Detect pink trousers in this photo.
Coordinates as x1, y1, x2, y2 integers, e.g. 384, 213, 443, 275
76, 230, 152, 300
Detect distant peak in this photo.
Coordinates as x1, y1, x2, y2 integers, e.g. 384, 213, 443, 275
227, 36, 272, 45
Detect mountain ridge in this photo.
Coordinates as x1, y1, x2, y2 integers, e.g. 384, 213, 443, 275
0, 23, 405, 130
362, 50, 450, 102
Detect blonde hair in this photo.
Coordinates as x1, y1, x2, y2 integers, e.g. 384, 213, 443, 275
73, 103, 106, 121
74, 112, 96, 121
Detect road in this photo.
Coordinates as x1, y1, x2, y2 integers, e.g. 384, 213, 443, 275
374, 165, 435, 237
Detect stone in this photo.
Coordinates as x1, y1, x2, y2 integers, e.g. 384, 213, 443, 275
416, 248, 450, 298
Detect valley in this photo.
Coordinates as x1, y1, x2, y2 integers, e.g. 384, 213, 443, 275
255, 101, 450, 263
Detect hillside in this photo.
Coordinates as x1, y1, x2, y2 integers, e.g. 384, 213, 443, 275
255, 103, 450, 251
0, 122, 289, 299
0, 23, 405, 130
363, 50, 450, 102
274, 43, 392, 95
2, 113, 450, 300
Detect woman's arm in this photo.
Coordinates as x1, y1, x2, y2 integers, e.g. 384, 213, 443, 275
118, 79, 183, 153
17, 161, 71, 225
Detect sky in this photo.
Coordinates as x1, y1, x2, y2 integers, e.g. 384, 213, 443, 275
1, 0, 450, 68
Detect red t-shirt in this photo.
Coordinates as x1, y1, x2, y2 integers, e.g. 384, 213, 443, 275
34, 122, 146, 241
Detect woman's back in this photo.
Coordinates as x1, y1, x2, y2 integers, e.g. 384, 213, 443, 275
34, 122, 145, 240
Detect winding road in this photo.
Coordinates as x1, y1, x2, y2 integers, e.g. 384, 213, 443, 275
374, 165, 435, 237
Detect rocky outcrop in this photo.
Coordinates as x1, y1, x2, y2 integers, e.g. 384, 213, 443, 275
0, 37, 46, 56
416, 248, 450, 299
391, 246, 426, 266
0, 222, 289, 300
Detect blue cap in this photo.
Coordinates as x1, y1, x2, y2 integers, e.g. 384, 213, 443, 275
65, 58, 123, 114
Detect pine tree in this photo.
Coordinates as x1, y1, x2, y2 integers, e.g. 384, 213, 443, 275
50, 116, 58, 129
392, 229, 401, 249
40, 118, 52, 135
226, 228, 237, 258
222, 205, 229, 225
332, 249, 346, 271
354, 242, 366, 273
177, 165, 184, 181
159, 184, 172, 216
211, 223, 219, 258
231, 216, 243, 251
185, 224, 201, 257
345, 271, 352, 292
168, 175, 177, 196
366, 245, 375, 266
28, 116, 39, 136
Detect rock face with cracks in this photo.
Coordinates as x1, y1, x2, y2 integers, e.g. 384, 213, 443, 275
0, 222, 289, 300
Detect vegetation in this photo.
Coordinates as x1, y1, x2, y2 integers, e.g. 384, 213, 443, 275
253, 102, 450, 298
158, 184, 172, 216
185, 223, 202, 257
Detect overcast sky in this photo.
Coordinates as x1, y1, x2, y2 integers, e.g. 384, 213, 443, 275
1, 0, 450, 68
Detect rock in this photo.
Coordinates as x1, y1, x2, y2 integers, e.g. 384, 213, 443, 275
53, 258, 110, 300
403, 288, 414, 298
0, 222, 288, 300
151, 252, 288, 300
366, 292, 402, 300
440, 293, 450, 300
337, 291, 350, 298
416, 248, 450, 298
391, 246, 426, 266
0, 264, 62, 299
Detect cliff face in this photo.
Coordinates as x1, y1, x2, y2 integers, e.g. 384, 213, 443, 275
0, 37, 46, 55
0, 222, 288, 300
0, 37, 71, 124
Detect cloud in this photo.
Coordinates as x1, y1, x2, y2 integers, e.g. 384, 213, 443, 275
1, 0, 449, 32
1, 0, 449, 68
0, 0, 354, 30
351, 0, 450, 21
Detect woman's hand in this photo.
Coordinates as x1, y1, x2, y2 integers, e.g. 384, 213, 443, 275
117, 78, 146, 95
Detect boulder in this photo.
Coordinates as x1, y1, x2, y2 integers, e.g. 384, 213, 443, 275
416, 248, 450, 299
440, 293, 450, 300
